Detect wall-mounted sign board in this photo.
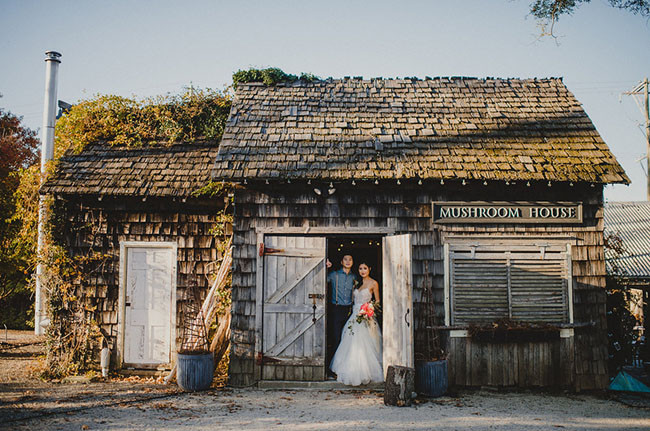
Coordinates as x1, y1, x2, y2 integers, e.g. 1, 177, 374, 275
432, 201, 583, 224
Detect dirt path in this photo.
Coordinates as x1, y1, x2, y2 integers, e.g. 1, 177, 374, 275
1, 331, 648, 430
0, 330, 180, 425
0, 329, 45, 384
2, 388, 649, 431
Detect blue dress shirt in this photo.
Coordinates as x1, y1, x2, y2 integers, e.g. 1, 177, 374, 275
327, 268, 359, 305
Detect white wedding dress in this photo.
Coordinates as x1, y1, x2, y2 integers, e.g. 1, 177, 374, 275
330, 287, 384, 385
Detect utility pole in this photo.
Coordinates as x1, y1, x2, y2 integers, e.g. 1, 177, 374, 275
623, 78, 650, 201
644, 77, 650, 202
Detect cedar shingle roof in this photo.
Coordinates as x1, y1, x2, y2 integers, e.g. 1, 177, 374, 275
41, 141, 218, 197
212, 77, 629, 184
604, 201, 650, 280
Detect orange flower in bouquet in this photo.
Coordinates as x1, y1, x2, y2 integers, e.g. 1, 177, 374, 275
355, 301, 379, 324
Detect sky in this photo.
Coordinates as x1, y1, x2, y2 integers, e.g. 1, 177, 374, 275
1, 0, 649, 202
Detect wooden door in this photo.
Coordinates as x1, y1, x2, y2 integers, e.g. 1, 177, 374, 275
124, 246, 175, 366
261, 236, 326, 381
382, 234, 414, 376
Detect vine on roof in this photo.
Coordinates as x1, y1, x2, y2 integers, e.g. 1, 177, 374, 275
232, 67, 319, 88
55, 87, 231, 155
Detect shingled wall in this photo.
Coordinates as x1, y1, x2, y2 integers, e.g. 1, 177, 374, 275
229, 182, 607, 390
55, 196, 224, 363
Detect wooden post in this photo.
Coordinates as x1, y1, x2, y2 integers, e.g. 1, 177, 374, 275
384, 365, 415, 407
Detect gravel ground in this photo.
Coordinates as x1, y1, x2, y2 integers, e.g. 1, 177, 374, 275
1, 330, 648, 431
3, 388, 649, 431
0, 329, 45, 384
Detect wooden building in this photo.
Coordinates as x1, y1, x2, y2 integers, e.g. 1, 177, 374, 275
212, 77, 629, 390
41, 141, 224, 370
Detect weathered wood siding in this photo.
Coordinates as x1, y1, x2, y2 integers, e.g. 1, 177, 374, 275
447, 337, 575, 387
55, 196, 224, 365
229, 182, 608, 390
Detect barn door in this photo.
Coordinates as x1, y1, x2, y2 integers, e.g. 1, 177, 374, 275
382, 234, 414, 376
261, 236, 326, 381
123, 245, 175, 367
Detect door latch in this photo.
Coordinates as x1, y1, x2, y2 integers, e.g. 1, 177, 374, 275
308, 294, 324, 322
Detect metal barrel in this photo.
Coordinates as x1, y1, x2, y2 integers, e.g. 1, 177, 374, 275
176, 352, 215, 391
415, 360, 448, 397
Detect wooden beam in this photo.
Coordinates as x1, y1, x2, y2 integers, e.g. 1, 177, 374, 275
266, 312, 324, 357
264, 304, 325, 314
444, 243, 450, 326
256, 227, 396, 234
265, 257, 323, 304
254, 232, 265, 382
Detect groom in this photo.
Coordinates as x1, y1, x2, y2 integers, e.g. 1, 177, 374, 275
326, 253, 360, 377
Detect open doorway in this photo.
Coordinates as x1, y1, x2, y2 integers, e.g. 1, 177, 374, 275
325, 235, 383, 375
326, 236, 383, 289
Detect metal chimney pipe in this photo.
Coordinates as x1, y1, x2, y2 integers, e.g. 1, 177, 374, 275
35, 50, 61, 335
40, 51, 61, 169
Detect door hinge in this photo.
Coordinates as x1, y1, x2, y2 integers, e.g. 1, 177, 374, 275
259, 243, 284, 256
256, 352, 281, 365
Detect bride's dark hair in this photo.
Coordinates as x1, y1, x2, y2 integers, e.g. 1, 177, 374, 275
358, 261, 371, 270
357, 261, 371, 284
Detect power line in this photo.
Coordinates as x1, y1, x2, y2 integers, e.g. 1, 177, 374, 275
623, 78, 650, 200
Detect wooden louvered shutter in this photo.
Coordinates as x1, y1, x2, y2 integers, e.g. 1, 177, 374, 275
448, 243, 570, 325
451, 258, 509, 324
510, 254, 568, 324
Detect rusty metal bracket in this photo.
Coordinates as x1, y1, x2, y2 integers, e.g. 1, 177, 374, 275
256, 352, 281, 365
259, 243, 284, 256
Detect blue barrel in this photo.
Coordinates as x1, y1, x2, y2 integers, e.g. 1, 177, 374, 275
415, 360, 448, 397
177, 352, 214, 391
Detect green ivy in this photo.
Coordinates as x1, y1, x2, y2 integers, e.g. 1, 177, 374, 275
232, 67, 320, 89
55, 88, 231, 155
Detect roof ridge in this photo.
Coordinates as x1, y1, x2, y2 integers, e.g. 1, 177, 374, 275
236, 76, 565, 88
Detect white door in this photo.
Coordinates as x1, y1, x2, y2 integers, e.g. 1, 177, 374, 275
382, 234, 414, 376
261, 236, 326, 380
123, 245, 175, 366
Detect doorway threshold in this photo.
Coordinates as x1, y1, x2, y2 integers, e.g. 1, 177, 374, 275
257, 380, 383, 390
118, 368, 170, 378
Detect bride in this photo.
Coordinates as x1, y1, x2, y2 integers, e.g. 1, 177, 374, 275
330, 262, 384, 385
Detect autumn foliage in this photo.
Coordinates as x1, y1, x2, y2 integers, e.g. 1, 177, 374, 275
0, 107, 39, 327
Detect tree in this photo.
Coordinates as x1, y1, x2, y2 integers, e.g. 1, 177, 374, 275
604, 232, 641, 374
0, 104, 39, 327
529, 0, 650, 36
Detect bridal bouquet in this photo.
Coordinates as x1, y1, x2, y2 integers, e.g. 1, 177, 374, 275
348, 301, 381, 333
355, 301, 379, 324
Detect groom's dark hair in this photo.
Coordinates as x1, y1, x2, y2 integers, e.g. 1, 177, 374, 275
339, 251, 353, 261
